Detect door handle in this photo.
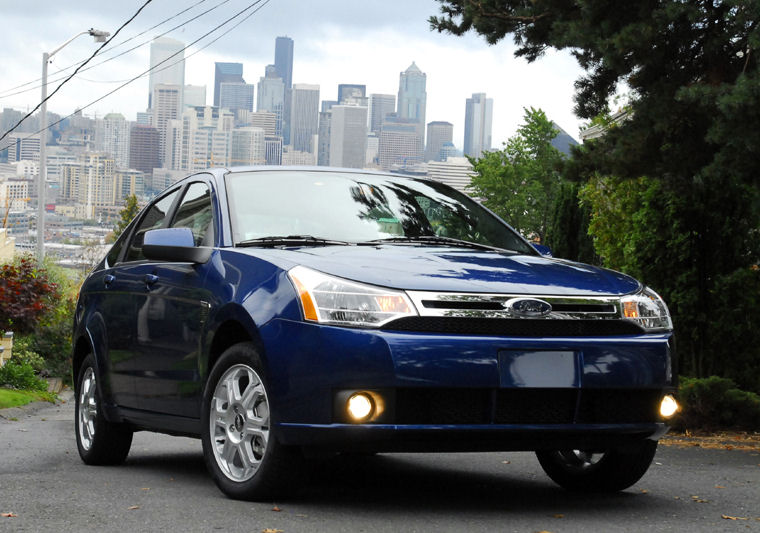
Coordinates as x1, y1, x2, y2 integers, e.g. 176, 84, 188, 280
144, 274, 159, 288
103, 274, 115, 288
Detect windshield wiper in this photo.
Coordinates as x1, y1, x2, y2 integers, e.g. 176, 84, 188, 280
360, 235, 513, 253
236, 235, 352, 248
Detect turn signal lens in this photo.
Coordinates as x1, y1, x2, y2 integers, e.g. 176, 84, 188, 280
660, 395, 679, 418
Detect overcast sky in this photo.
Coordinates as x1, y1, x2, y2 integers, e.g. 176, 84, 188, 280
0, 0, 587, 148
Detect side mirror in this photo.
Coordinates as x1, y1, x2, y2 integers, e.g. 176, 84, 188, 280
532, 243, 553, 257
143, 228, 212, 264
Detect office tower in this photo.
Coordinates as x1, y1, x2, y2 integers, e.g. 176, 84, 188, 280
338, 84, 367, 105
135, 111, 152, 125
94, 113, 130, 169
275, 37, 294, 144
244, 111, 277, 136
378, 120, 423, 170
289, 84, 320, 152
397, 62, 427, 143
219, 82, 255, 113
148, 37, 185, 108
174, 106, 234, 172
152, 84, 183, 166
231, 128, 267, 166
440, 141, 457, 161
257, 65, 285, 137
321, 101, 338, 112
184, 85, 206, 107
424, 121, 454, 162
6, 133, 40, 162
365, 134, 379, 168
369, 94, 396, 136
274, 37, 294, 90
329, 105, 368, 169
265, 136, 283, 165
129, 125, 160, 175
427, 157, 475, 194
317, 110, 332, 166
463, 93, 493, 159
214, 62, 244, 107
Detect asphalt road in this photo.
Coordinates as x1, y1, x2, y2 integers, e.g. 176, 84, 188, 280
1, 395, 759, 533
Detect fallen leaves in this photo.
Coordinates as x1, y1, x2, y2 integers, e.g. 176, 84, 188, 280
272, 506, 282, 512
127, 505, 140, 511
262, 529, 283, 533
721, 515, 748, 521
691, 495, 708, 503
660, 431, 760, 452
1, 513, 17, 518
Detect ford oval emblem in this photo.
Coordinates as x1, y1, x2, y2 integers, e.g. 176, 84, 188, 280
505, 297, 553, 318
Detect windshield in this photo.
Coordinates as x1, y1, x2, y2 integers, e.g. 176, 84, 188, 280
225, 170, 535, 254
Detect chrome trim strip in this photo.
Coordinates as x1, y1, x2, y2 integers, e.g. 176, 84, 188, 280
405, 291, 622, 320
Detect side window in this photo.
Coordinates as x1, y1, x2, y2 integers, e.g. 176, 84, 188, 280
125, 189, 181, 262
170, 182, 214, 246
105, 226, 131, 268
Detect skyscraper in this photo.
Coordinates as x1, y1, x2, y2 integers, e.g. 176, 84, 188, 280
129, 125, 160, 175
369, 94, 396, 136
257, 65, 285, 136
95, 113, 130, 170
424, 121, 454, 163
378, 120, 422, 170
337, 84, 367, 105
289, 84, 320, 153
219, 82, 255, 113
463, 93, 493, 159
329, 105, 368, 169
184, 85, 206, 107
148, 38, 185, 109
397, 62, 427, 143
274, 37, 294, 91
214, 62, 244, 107
152, 84, 182, 167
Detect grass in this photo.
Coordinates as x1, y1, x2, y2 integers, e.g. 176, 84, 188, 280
0, 388, 57, 410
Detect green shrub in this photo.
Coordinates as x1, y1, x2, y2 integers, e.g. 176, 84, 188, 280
0, 360, 48, 392
672, 376, 760, 431
9, 336, 46, 373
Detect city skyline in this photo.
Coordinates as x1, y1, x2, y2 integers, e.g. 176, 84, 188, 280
0, 0, 585, 150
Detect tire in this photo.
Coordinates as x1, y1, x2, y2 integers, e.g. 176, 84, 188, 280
201, 343, 302, 501
536, 440, 658, 492
75, 354, 133, 465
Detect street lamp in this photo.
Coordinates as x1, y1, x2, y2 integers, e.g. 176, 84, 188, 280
37, 28, 110, 262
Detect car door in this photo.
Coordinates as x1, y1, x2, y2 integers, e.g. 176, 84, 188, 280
130, 180, 216, 418
98, 188, 182, 409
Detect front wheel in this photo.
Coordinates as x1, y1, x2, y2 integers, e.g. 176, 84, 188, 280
201, 343, 302, 500
75, 354, 133, 465
536, 440, 658, 492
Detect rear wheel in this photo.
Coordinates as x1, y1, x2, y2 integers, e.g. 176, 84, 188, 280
201, 343, 302, 500
536, 440, 657, 492
75, 354, 133, 465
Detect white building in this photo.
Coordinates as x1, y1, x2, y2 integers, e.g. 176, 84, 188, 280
329, 105, 368, 169
95, 113, 131, 170
148, 37, 185, 109
230, 128, 266, 167
289, 84, 320, 153
426, 157, 475, 195
152, 84, 183, 167
463, 93, 493, 159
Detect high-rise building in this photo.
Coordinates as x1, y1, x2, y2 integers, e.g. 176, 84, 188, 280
170, 106, 234, 172
129, 125, 160, 176
378, 120, 423, 170
5, 133, 40, 162
329, 105, 368, 169
60, 153, 116, 219
94, 113, 130, 170
219, 82, 255, 113
114, 169, 145, 203
243, 111, 277, 136
230, 128, 266, 166
397, 62, 427, 143
424, 121, 454, 163
214, 62, 244, 107
265, 136, 283, 165
148, 38, 185, 108
338, 84, 367, 105
369, 94, 396, 136
427, 157, 475, 195
275, 37, 294, 144
257, 65, 285, 137
317, 110, 332, 167
152, 84, 183, 166
184, 85, 206, 107
463, 93, 493, 159
274, 37, 294, 91
289, 84, 320, 153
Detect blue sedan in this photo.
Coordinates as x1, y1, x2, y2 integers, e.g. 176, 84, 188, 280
73, 167, 677, 500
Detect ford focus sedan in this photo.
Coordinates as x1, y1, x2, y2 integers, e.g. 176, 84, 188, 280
73, 167, 677, 500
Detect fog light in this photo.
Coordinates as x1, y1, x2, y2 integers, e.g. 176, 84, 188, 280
660, 394, 679, 418
347, 393, 374, 422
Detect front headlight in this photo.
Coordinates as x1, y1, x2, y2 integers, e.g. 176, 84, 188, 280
288, 266, 418, 328
620, 286, 672, 332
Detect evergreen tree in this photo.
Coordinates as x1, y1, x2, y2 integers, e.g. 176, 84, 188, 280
110, 194, 139, 243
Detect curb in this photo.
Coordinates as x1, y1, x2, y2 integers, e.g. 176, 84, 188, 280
0, 386, 74, 421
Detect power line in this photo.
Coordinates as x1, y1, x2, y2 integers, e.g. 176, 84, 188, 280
0, 0, 154, 145
0, 0, 232, 101
0, 0, 272, 155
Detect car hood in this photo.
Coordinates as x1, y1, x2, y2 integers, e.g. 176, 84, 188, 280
240, 245, 641, 296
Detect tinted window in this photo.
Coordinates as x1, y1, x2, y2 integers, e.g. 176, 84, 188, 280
170, 182, 214, 246
125, 188, 181, 262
